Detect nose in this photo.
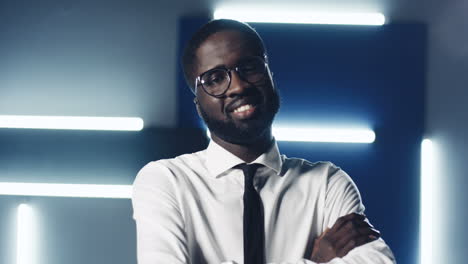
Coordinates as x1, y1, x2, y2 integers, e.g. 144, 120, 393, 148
225, 69, 251, 97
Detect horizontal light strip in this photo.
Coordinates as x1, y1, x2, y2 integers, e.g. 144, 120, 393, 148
214, 6, 385, 25
273, 127, 375, 143
0, 182, 132, 198
420, 139, 433, 264
206, 126, 375, 143
17, 204, 35, 264
0, 115, 144, 131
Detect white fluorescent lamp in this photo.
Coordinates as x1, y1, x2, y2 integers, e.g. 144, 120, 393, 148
273, 127, 375, 143
214, 6, 385, 25
0, 115, 144, 131
206, 126, 375, 143
420, 139, 433, 264
0, 183, 132, 199
17, 204, 35, 264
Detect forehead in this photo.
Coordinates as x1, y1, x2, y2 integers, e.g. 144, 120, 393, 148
194, 30, 259, 75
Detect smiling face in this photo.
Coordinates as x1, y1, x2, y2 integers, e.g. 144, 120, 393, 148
194, 30, 280, 145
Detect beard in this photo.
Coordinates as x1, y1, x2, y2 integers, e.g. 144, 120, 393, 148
198, 87, 280, 145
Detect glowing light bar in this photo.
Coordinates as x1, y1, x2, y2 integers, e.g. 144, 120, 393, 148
0, 183, 132, 198
206, 126, 375, 143
420, 139, 433, 264
17, 204, 35, 264
0, 115, 144, 131
273, 127, 375, 143
214, 6, 385, 25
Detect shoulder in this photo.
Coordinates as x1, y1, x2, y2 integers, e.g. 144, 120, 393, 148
282, 157, 355, 189
134, 150, 206, 188
282, 156, 341, 178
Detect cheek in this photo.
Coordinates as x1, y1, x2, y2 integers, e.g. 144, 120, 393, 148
259, 81, 275, 99
199, 96, 226, 117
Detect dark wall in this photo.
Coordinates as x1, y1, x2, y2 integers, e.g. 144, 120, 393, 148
0, 0, 186, 128
426, 0, 468, 262
0, 128, 207, 184
177, 17, 426, 264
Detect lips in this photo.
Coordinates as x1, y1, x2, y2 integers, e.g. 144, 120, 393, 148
234, 104, 253, 113
232, 104, 257, 119
226, 97, 260, 113
226, 97, 261, 120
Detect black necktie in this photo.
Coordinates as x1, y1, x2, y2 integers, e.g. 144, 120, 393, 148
239, 163, 265, 264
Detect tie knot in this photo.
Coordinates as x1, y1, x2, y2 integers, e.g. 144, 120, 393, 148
238, 163, 261, 183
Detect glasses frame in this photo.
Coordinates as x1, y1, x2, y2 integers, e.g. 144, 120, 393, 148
193, 55, 269, 98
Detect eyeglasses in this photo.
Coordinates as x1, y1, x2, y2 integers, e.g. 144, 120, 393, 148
194, 55, 268, 97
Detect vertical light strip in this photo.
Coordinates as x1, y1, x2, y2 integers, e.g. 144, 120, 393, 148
421, 139, 433, 264
17, 204, 35, 264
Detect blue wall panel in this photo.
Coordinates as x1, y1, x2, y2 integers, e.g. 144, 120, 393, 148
178, 17, 426, 264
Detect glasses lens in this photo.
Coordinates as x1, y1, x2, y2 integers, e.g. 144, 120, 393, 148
200, 69, 230, 96
238, 57, 266, 83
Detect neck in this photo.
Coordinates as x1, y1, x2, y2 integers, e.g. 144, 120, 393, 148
211, 127, 273, 163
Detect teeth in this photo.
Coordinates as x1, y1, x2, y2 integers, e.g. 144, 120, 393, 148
233, 104, 253, 113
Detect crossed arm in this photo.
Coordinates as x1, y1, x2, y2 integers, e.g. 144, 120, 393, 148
310, 213, 381, 262
304, 168, 396, 264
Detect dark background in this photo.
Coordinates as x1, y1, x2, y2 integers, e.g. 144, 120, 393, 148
1, 0, 466, 263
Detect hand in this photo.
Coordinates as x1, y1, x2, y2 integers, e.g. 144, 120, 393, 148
310, 213, 380, 263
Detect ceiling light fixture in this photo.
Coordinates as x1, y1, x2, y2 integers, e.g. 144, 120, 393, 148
214, 5, 385, 26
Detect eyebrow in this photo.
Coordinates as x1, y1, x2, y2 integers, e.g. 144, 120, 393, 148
196, 54, 263, 78
197, 64, 227, 78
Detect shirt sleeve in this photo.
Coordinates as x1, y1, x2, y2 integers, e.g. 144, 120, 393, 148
266, 165, 396, 264
132, 162, 190, 264
318, 166, 396, 264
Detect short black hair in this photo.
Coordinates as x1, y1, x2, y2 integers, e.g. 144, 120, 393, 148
181, 19, 267, 91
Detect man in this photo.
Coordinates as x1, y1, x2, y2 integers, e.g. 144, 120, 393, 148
132, 19, 396, 264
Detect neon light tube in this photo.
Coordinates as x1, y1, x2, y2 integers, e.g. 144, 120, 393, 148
0, 115, 144, 131
206, 126, 375, 143
214, 6, 385, 25
420, 139, 433, 264
0, 183, 132, 198
272, 127, 375, 143
17, 204, 35, 264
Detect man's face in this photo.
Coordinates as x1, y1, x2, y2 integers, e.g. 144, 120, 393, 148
193, 30, 280, 144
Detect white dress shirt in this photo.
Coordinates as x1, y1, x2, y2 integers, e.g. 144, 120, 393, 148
132, 140, 396, 264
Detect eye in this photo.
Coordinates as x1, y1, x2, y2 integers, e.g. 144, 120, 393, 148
201, 70, 228, 87
239, 59, 264, 75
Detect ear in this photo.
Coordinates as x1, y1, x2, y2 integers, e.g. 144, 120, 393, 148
194, 97, 202, 117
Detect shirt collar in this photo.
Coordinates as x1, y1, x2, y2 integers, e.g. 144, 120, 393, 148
205, 139, 283, 178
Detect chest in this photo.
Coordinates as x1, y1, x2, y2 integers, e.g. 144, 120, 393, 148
179, 170, 325, 263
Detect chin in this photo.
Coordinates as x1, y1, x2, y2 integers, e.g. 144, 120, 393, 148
199, 93, 279, 145
211, 116, 274, 145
